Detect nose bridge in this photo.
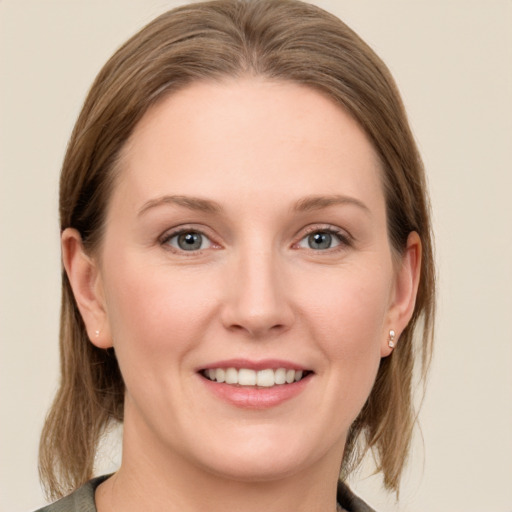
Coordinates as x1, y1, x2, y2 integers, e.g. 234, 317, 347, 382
223, 237, 293, 337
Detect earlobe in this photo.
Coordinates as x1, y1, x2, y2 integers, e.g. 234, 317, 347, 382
381, 232, 422, 357
61, 228, 112, 349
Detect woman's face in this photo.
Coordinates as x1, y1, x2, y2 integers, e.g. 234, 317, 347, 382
70, 78, 418, 482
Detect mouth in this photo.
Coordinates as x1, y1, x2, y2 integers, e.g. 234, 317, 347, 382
200, 367, 312, 388
197, 360, 314, 409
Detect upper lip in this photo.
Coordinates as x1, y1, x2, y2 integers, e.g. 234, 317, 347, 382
197, 358, 311, 372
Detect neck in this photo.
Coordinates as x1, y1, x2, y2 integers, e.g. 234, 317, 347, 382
99, 467, 341, 512
96, 425, 344, 512
96, 400, 344, 512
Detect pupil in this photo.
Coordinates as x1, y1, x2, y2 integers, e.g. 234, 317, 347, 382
309, 232, 331, 249
178, 232, 201, 250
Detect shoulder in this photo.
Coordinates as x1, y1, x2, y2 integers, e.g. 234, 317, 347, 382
33, 476, 109, 512
337, 481, 377, 512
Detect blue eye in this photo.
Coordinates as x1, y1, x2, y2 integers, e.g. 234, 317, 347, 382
166, 231, 212, 251
298, 230, 343, 250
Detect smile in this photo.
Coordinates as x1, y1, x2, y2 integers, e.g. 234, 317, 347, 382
198, 360, 313, 409
202, 367, 310, 387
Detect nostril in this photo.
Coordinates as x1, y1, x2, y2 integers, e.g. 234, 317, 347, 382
220, 275, 295, 337
226, 321, 289, 338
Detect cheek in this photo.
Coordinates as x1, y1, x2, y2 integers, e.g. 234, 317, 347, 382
100, 257, 223, 416
296, 262, 391, 387
303, 267, 390, 342
102, 255, 218, 358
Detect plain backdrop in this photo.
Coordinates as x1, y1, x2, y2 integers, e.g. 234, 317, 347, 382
1, 1, 511, 511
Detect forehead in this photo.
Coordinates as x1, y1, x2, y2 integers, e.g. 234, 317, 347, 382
114, 78, 384, 214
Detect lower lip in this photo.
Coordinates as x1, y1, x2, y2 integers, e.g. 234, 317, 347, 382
199, 374, 312, 409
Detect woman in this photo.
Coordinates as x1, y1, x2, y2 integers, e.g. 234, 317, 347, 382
37, 1, 435, 511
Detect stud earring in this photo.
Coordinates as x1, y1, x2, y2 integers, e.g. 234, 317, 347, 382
388, 330, 396, 348
94, 330, 100, 338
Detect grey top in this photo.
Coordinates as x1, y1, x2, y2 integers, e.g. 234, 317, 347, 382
35, 475, 376, 512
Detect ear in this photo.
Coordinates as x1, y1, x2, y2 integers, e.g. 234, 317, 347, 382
381, 231, 422, 357
61, 228, 112, 349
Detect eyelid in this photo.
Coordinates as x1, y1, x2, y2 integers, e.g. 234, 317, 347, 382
158, 223, 353, 254
159, 225, 221, 253
293, 224, 354, 250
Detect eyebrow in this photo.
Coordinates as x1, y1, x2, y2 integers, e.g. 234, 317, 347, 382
137, 195, 223, 216
137, 193, 371, 217
292, 194, 371, 215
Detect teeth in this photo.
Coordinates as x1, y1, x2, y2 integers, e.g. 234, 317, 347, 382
204, 367, 307, 386
216, 368, 225, 383
257, 369, 274, 387
225, 367, 238, 384
274, 368, 286, 385
238, 369, 256, 386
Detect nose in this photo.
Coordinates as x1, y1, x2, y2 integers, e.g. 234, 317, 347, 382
221, 246, 295, 339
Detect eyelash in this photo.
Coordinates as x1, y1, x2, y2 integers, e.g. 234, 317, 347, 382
160, 226, 218, 255
159, 225, 353, 254
296, 225, 353, 252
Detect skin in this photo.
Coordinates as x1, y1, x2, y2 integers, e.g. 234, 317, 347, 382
62, 78, 421, 512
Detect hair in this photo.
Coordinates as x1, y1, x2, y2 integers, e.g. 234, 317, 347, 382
40, 0, 435, 501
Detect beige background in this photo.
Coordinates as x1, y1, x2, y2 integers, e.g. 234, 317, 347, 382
1, 1, 511, 511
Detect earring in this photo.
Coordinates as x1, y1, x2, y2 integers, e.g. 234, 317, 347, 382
94, 330, 100, 338
388, 330, 396, 348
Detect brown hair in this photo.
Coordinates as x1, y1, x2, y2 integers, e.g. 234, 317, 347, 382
40, 0, 435, 500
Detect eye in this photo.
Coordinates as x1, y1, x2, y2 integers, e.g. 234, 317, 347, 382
297, 229, 348, 251
164, 230, 213, 252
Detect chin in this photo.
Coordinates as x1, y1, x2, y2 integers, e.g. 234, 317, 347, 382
200, 453, 310, 483
187, 427, 342, 483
